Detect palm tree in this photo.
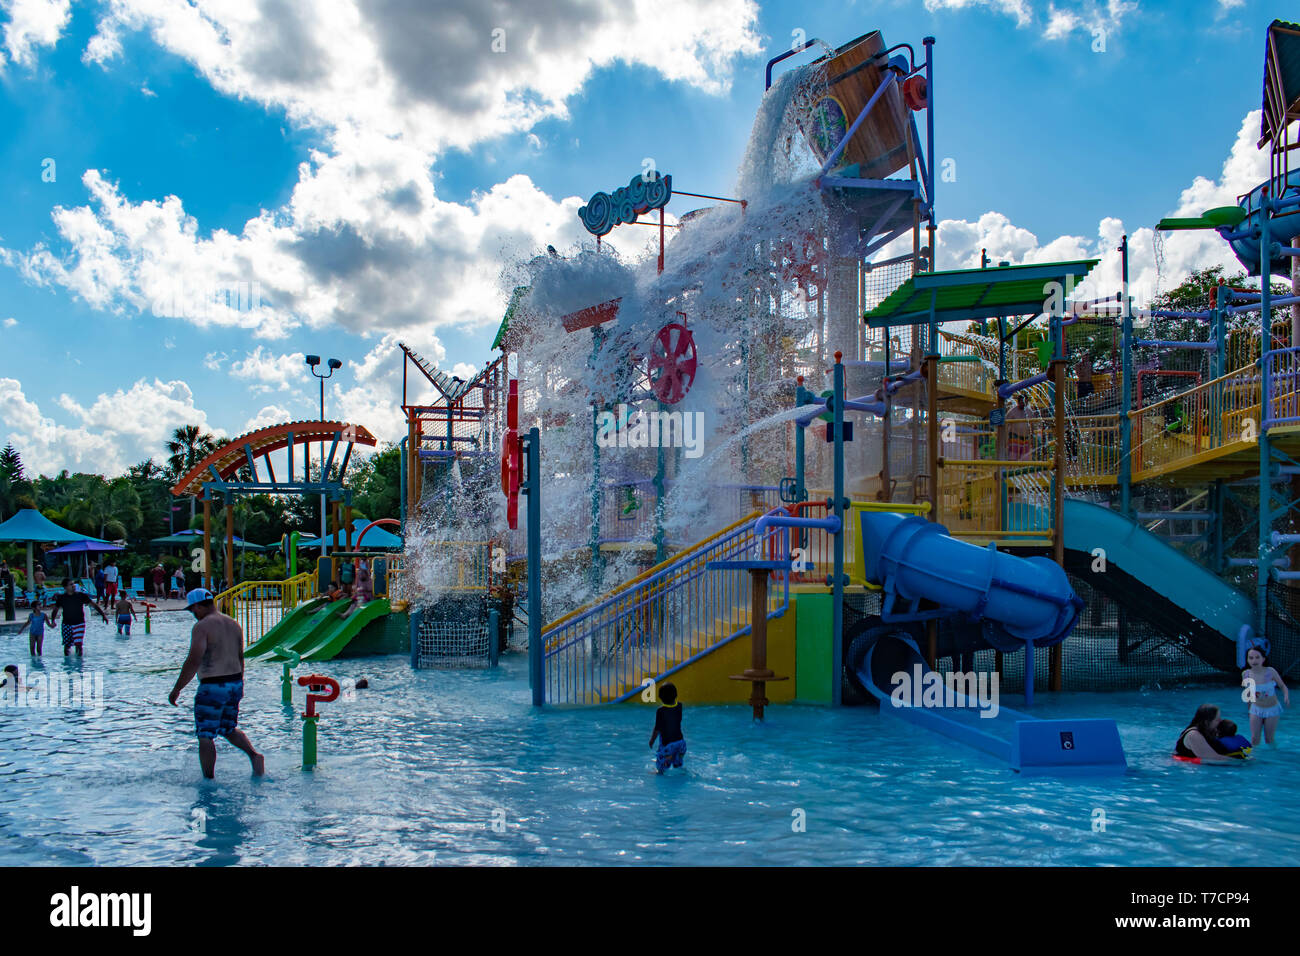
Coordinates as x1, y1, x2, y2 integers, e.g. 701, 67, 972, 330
165, 425, 219, 522
67, 478, 142, 540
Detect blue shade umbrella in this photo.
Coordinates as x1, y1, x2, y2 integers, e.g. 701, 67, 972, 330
45, 539, 125, 579
45, 540, 125, 555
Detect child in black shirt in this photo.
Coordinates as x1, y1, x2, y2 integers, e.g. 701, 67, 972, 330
649, 682, 686, 773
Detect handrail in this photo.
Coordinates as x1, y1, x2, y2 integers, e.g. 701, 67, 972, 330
542, 510, 764, 636
214, 571, 319, 646
542, 512, 788, 704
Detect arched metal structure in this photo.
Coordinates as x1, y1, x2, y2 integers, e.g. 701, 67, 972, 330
169, 420, 378, 591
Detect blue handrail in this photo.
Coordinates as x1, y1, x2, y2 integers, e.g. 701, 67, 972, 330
543, 511, 791, 704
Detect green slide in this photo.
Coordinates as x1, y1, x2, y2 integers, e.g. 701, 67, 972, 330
295, 598, 392, 661
247, 596, 351, 659
244, 596, 329, 657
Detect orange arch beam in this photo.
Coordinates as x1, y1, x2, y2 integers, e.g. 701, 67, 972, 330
170, 420, 377, 498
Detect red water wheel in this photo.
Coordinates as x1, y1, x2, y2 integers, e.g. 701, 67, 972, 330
648, 323, 697, 405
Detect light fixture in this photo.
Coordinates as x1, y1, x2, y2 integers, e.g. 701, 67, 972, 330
328, 358, 343, 370
305, 355, 321, 367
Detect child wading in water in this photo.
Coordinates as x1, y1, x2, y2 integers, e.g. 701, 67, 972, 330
20, 604, 52, 655
1243, 646, 1289, 746
649, 682, 686, 773
114, 594, 137, 636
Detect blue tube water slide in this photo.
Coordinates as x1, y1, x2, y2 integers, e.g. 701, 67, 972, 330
853, 511, 1126, 774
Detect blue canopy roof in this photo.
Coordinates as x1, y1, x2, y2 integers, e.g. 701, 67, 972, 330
296, 519, 403, 551
0, 509, 105, 544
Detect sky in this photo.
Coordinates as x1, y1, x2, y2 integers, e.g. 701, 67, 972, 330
0, 0, 1289, 478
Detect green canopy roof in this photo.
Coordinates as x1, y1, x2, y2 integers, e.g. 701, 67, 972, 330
863, 259, 1099, 329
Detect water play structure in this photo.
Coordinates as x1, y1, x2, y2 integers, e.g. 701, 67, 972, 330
176, 19, 1300, 779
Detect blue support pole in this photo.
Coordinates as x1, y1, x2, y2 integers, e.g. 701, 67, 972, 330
1119, 235, 1133, 517
794, 380, 808, 504
1258, 206, 1273, 642
832, 355, 846, 707
524, 428, 544, 706
923, 36, 936, 261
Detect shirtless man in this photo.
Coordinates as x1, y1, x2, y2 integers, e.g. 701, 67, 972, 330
168, 588, 265, 779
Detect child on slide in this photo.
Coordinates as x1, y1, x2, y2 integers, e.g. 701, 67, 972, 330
1243, 646, 1289, 746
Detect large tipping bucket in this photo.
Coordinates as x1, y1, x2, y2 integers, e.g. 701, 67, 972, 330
800, 31, 915, 180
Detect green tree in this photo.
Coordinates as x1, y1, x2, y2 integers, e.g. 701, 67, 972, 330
165, 425, 219, 523
67, 477, 142, 540
0, 443, 33, 520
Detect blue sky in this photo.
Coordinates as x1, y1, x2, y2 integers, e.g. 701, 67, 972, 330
0, 0, 1284, 476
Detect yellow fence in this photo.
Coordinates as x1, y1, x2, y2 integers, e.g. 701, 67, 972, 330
1068, 415, 1122, 482
215, 571, 318, 647
938, 458, 1054, 541
1129, 366, 1261, 479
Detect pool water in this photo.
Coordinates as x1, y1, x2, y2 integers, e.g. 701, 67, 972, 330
1, 613, 1296, 866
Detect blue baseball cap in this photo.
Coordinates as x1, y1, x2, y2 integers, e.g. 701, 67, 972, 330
184, 588, 215, 609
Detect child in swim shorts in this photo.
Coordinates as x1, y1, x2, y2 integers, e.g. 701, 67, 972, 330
649, 681, 686, 774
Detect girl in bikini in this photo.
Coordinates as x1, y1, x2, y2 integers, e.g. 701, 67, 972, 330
1243, 645, 1289, 746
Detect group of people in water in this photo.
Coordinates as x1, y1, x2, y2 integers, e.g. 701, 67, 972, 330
1174, 646, 1289, 763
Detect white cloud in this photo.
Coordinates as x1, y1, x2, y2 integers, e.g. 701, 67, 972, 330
876, 110, 1275, 312
228, 346, 307, 393
924, 0, 1136, 40
2, 317, 15, 327
242, 403, 293, 433
84, 0, 762, 154
0, 0, 70, 69
0, 376, 226, 476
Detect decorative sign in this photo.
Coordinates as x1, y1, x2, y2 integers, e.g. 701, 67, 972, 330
988, 408, 1006, 427
562, 297, 622, 333
801, 97, 848, 165
579, 172, 673, 237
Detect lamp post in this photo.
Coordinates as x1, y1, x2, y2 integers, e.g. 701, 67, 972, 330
305, 355, 343, 555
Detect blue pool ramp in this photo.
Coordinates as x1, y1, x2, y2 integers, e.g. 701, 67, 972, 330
851, 628, 1127, 776
853, 511, 1126, 775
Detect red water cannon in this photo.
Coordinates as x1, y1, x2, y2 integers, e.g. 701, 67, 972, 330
298, 674, 340, 718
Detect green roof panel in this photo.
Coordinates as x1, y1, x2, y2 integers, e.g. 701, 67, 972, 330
863, 259, 1100, 328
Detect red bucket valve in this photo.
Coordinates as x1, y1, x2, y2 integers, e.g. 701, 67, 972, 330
298, 674, 340, 718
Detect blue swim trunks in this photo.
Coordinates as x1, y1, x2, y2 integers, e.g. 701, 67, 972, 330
194, 679, 243, 739
655, 740, 686, 773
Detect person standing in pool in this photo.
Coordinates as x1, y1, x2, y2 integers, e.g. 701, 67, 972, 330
49, 578, 108, 657
19, 603, 52, 656
168, 588, 265, 779
33, 563, 46, 606
1243, 645, 1289, 746
114, 592, 137, 636
92, 564, 106, 607
648, 682, 686, 774
1173, 704, 1233, 764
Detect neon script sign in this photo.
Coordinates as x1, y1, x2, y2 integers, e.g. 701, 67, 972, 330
579, 171, 672, 237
